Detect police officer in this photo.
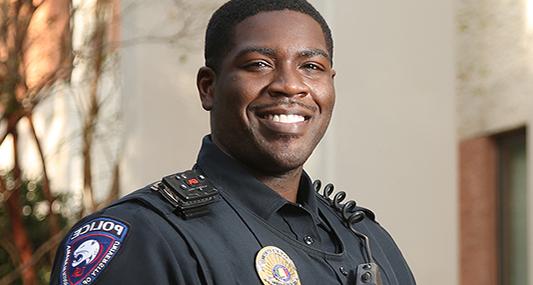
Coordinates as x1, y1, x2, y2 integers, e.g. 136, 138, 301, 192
50, 1, 416, 284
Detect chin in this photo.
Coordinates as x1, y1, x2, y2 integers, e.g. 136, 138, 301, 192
258, 136, 318, 168
256, 148, 311, 174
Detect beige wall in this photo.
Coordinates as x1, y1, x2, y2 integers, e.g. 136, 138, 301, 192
314, 1, 457, 284
121, 1, 458, 284
120, 0, 221, 189
457, 0, 533, 139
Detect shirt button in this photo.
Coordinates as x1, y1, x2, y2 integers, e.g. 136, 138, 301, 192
303, 235, 314, 245
339, 266, 348, 276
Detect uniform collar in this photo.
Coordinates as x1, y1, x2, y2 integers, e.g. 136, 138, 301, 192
195, 136, 319, 221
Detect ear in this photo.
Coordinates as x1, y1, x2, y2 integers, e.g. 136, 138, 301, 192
197, 66, 216, 111
331, 68, 336, 79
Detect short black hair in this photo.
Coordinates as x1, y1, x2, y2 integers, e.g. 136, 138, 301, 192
204, 0, 333, 72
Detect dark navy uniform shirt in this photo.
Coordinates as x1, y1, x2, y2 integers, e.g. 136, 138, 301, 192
50, 137, 416, 285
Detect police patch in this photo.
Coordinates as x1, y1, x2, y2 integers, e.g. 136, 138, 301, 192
60, 217, 129, 285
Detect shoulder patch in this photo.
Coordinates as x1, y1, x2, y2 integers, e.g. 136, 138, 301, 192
59, 217, 129, 285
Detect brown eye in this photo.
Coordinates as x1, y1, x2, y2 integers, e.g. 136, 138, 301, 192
301, 63, 324, 71
243, 61, 271, 71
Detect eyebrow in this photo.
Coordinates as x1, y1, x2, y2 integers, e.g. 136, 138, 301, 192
235, 47, 276, 58
298, 48, 330, 60
235, 46, 330, 61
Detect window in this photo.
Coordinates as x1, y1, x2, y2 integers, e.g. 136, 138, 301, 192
459, 127, 528, 285
497, 128, 528, 285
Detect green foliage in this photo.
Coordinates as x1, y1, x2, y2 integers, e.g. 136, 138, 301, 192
0, 173, 75, 285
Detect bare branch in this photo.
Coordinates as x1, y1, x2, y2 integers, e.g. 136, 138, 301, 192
79, 0, 116, 216
0, 129, 7, 148
26, 113, 61, 235
0, 237, 20, 267
1, 128, 37, 284
0, 107, 24, 150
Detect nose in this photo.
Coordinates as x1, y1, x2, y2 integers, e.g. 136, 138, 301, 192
267, 63, 309, 98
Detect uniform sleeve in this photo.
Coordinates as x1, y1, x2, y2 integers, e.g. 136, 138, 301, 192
50, 205, 204, 285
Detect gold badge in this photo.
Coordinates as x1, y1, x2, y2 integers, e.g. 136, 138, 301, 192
255, 246, 301, 285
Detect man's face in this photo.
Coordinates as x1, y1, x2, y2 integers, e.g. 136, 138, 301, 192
198, 10, 335, 174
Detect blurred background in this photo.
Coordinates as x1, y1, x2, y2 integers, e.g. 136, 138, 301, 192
0, 0, 531, 284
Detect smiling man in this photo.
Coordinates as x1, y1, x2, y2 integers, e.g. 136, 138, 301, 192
51, 1, 416, 284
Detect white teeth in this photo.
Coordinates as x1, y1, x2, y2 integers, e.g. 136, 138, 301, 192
265, 114, 305, 123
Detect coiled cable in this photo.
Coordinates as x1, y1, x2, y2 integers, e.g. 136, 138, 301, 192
313, 179, 374, 264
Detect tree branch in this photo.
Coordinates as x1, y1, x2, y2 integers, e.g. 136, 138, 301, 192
2, 127, 37, 284
26, 113, 60, 235
0, 237, 20, 269
0, 129, 7, 148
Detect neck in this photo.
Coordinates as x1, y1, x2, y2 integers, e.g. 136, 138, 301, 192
211, 136, 304, 203
253, 167, 303, 203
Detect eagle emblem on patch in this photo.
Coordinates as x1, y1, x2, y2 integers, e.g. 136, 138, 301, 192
60, 217, 129, 285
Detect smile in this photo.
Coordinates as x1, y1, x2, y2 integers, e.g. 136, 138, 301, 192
264, 114, 306, 124
255, 112, 311, 135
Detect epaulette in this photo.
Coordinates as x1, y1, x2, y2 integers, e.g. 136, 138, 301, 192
150, 169, 219, 219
